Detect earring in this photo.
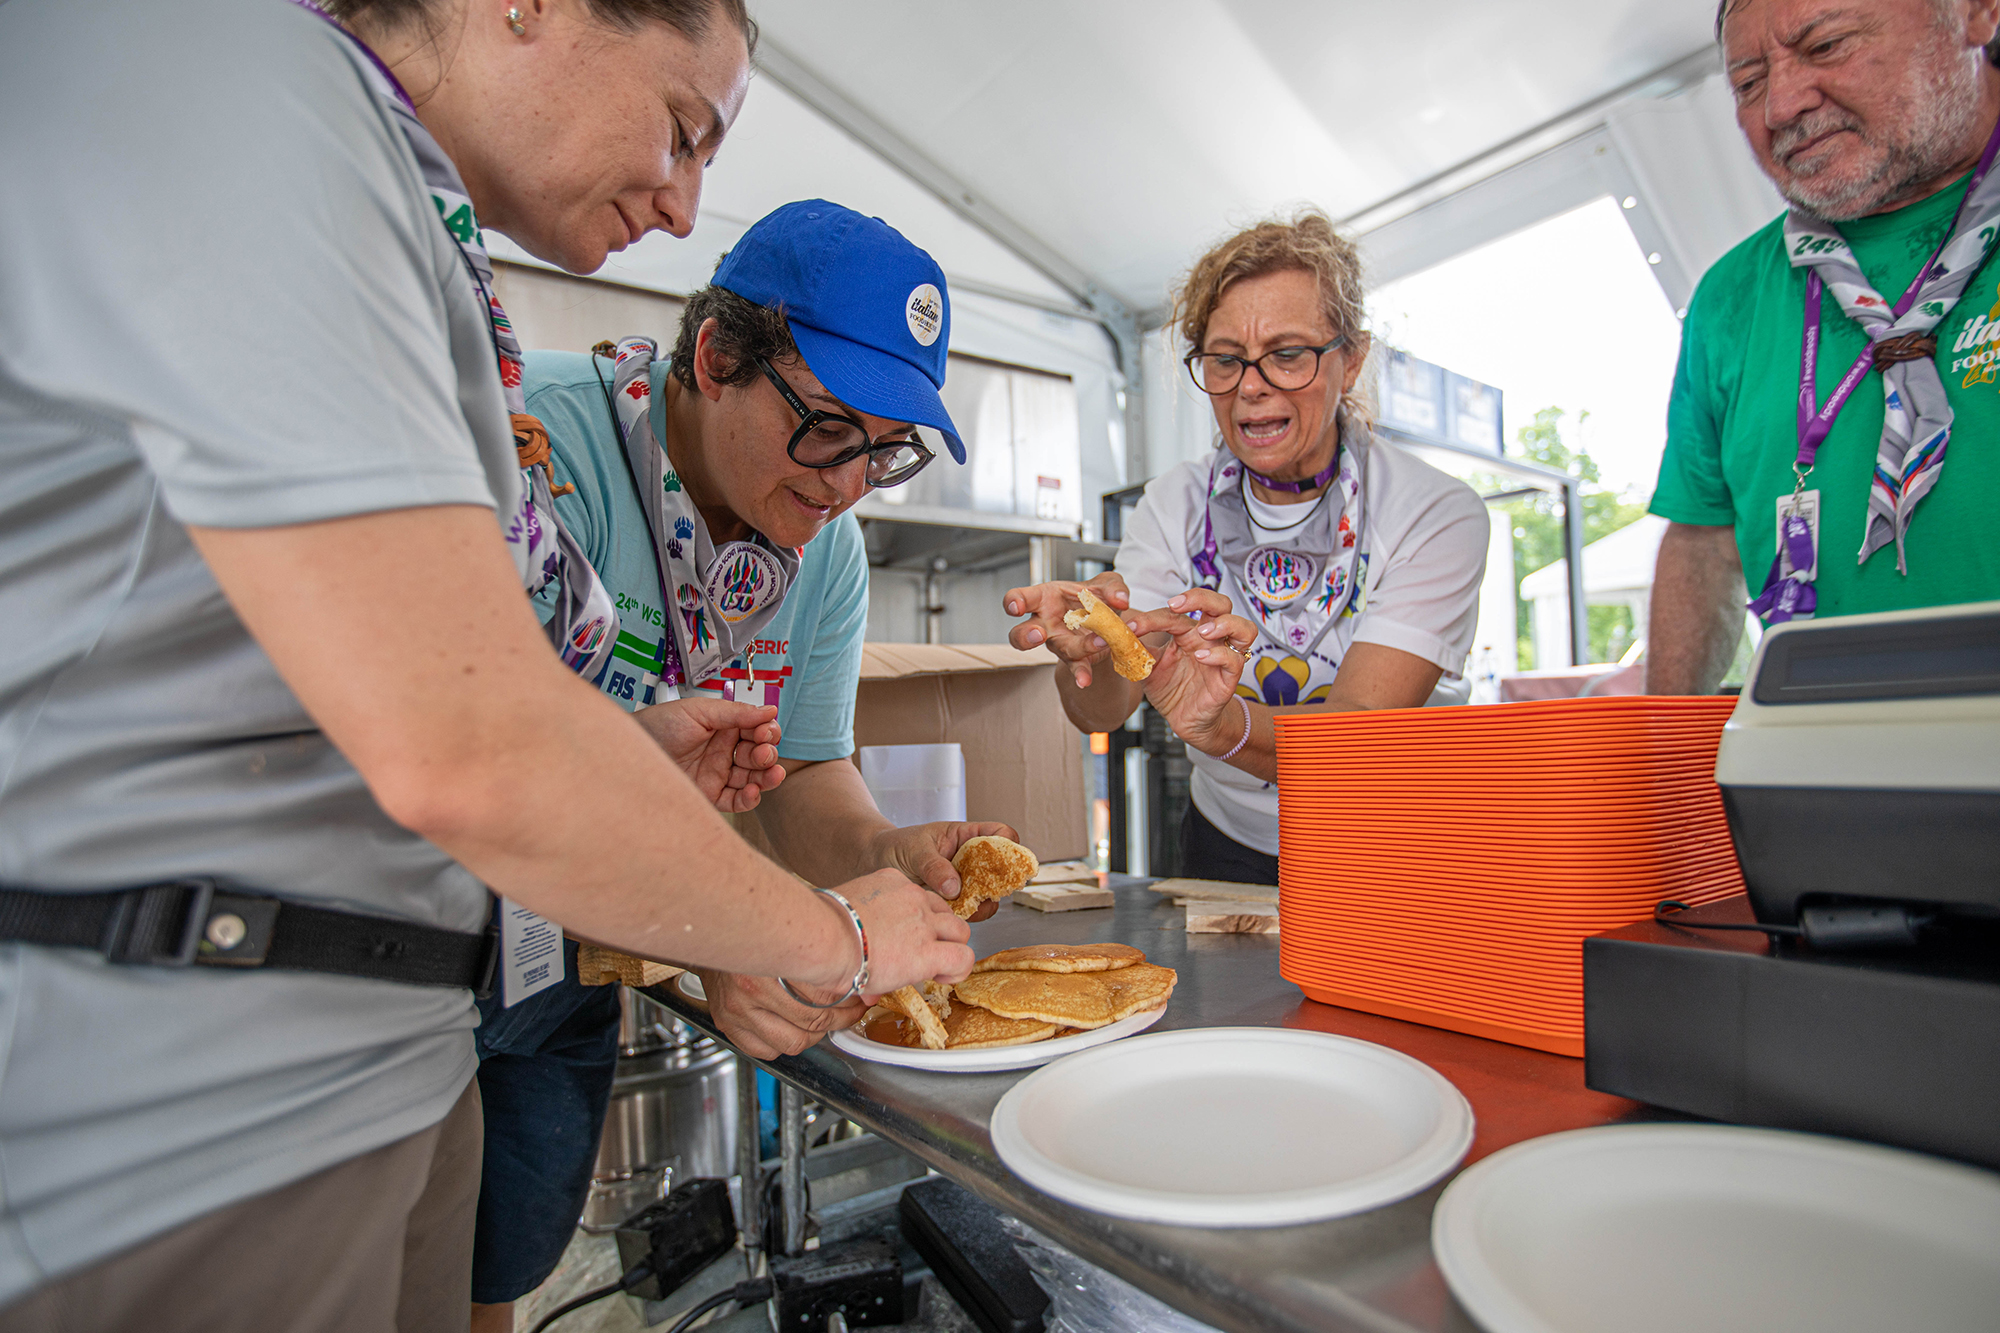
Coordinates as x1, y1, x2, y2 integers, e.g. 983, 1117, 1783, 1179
505, 6, 525, 35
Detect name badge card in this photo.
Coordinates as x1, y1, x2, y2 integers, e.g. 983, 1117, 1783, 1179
500, 897, 566, 1008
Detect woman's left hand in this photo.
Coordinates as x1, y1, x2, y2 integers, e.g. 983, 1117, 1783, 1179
631, 697, 785, 813
1123, 589, 1260, 757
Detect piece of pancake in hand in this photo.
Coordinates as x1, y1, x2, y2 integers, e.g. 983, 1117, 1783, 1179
972, 942, 1145, 974
950, 836, 1039, 919
1100, 963, 1177, 1021
884, 984, 949, 1050
951, 970, 1117, 1030
1063, 585, 1155, 682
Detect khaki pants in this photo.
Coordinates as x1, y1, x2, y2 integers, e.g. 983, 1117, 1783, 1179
0, 1080, 482, 1333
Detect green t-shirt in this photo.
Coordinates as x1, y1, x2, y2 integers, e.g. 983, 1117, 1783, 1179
1652, 176, 2000, 619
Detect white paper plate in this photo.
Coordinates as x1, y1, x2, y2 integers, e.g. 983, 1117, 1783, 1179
829, 1002, 1167, 1073
1433, 1124, 2000, 1333
676, 972, 706, 1003
991, 1027, 1472, 1226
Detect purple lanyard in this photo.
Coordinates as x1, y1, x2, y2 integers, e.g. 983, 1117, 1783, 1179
1793, 120, 2000, 472
287, 0, 416, 111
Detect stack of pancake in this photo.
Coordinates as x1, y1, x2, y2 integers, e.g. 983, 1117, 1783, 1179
860, 943, 1176, 1051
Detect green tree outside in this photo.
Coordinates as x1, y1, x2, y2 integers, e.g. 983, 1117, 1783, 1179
1474, 407, 1650, 669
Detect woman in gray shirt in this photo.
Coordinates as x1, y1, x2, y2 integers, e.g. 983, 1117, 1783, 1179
0, 2, 971, 1328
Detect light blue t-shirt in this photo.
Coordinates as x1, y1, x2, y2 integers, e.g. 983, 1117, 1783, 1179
522, 352, 868, 759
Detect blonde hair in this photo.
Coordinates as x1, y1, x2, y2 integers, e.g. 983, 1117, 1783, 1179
1170, 206, 1374, 424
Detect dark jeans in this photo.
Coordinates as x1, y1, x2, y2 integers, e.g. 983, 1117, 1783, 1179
1178, 801, 1279, 885
470, 941, 622, 1304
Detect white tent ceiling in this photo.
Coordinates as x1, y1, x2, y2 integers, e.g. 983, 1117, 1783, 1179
495, 0, 1731, 321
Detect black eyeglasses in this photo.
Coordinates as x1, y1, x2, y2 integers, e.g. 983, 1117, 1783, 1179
755, 356, 935, 488
1185, 336, 1347, 396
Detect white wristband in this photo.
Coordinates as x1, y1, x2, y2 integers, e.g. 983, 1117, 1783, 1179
1219, 696, 1253, 760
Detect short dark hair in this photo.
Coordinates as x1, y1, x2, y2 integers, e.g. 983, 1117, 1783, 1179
324, 0, 757, 55
668, 284, 798, 392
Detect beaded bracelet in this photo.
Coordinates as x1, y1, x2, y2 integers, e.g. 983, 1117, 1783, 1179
1219, 696, 1254, 761
780, 887, 871, 1009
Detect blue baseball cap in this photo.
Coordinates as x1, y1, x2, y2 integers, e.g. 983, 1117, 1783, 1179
713, 200, 965, 463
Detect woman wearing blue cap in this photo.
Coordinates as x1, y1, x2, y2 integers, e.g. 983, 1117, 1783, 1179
471, 200, 1005, 1327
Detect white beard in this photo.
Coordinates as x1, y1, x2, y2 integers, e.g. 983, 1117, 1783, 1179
1773, 40, 1987, 220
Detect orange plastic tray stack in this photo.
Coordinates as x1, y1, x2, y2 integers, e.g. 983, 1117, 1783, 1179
1273, 695, 1744, 1057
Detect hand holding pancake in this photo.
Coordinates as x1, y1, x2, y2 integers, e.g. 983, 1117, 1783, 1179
827, 866, 973, 996
870, 821, 1019, 923
1004, 573, 1138, 689
631, 698, 785, 814
1123, 588, 1261, 760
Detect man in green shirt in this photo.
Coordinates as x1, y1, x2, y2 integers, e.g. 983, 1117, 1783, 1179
1649, 0, 2000, 692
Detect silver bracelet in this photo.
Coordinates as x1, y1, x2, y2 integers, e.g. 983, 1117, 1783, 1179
779, 888, 871, 1010
1219, 696, 1253, 761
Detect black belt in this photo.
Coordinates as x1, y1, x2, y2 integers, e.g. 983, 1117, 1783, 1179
0, 878, 500, 995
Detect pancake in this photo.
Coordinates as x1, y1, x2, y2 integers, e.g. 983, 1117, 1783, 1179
1063, 585, 1155, 681
951, 970, 1117, 1030
884, 984, 949, 1050
941, 1005, 1059, 1049
972, 942, 1144, 974
1100, 963, 1177, 1020
951, 836, 1039, 919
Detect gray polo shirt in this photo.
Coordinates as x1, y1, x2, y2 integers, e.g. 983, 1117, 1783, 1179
0, 0, 522, 1296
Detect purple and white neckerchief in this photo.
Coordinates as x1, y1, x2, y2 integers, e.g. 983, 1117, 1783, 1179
1191, 409, 1366, 661
292, 0, 620, 681
1755, 115, 2000, 623
605, 338, 799, 689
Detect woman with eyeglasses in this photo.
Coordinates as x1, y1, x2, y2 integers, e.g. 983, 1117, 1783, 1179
1006, 209, 1490, 885
0, 1, 976, 1324
474, 201, 1015, 1320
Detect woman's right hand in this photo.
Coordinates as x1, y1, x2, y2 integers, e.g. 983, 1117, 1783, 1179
811, 867, 973, 996
1003, 571, 1133, 688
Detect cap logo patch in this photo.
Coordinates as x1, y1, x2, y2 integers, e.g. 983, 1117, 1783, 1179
905, 283, 943, 347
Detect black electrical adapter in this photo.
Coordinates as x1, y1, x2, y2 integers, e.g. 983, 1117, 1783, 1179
613, 1177, 738, 1301
769, 1237, 903, 1329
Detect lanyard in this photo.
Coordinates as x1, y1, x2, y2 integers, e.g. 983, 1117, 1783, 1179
1792, 121, 2000, 483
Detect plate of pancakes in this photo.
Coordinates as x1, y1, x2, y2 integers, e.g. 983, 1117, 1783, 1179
829, 943, 1177, 1072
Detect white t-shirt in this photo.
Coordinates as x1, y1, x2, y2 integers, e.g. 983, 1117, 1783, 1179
1116, 437, 1489, 854
0, 0, 518, 1298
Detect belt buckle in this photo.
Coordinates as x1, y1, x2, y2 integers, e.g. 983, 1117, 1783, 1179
102, 879, 215, 967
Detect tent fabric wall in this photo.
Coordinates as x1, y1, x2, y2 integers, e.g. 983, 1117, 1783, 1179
1605, 71, 1786, 309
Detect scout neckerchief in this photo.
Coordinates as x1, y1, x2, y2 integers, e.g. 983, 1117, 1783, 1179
1190, 407, 1366, 660
604, 337, 799, 688
294, 0, 621, 682
1755, 116, 2000, 623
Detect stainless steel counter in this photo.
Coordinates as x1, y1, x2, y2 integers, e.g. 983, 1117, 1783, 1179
645, 877, 1652, 1333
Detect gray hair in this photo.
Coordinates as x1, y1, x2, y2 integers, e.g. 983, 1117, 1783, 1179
325, 0, 756, 52
1715, 0, 2000, 65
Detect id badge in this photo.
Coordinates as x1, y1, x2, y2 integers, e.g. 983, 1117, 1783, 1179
1776, 489, 1821, 581
499, 897, 566, 1008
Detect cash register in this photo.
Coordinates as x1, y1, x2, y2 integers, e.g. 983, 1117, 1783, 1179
1584, 600, 2000, 1170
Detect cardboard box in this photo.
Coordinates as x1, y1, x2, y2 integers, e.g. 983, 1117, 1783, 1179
853, 643, 1086, 862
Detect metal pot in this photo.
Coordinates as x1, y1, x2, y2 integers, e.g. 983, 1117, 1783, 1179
583, 990, 738, 1230
616, 984, 697, 1056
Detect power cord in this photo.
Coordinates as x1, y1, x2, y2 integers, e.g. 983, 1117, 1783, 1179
528, 1271, 773, 1333
664, 1278, 775, 1333
1654, 899, 1931, 949
1654, 900, 1800, 937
